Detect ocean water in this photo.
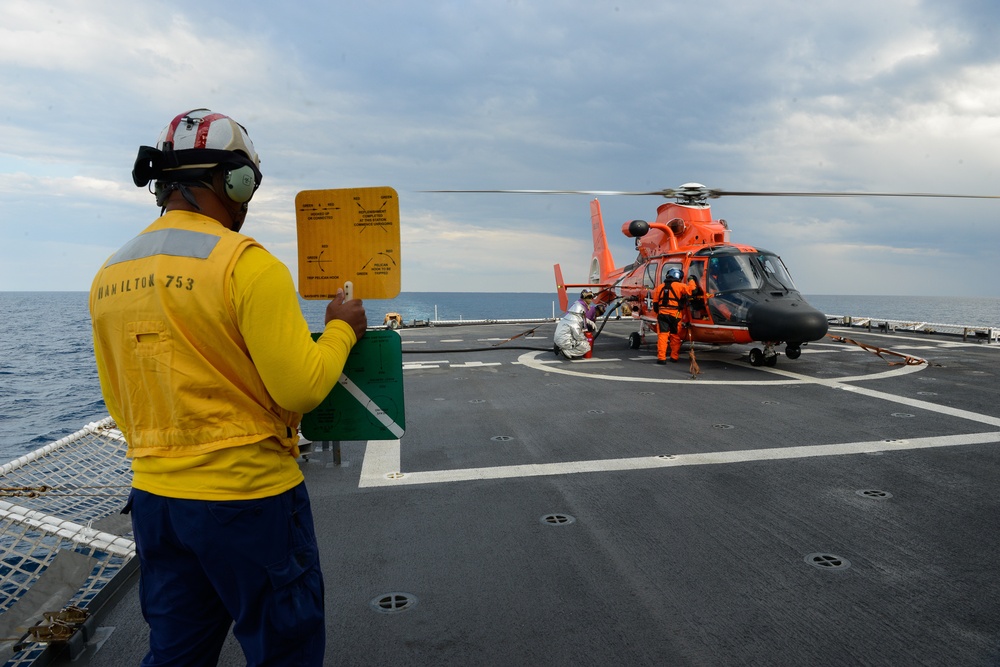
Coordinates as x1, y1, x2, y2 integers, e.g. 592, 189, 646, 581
1, 291, 998, 462
0, 292, 108, 459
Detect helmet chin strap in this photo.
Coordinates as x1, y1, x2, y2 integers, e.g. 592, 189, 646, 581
231, 206, 247, 233
157, 182, 205, 214
180, 184, 203, 211
157, 172, 249, 232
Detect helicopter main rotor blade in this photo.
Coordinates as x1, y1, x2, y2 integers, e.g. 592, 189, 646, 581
709, 190, 1000, 200
423, 187, 1000, 200
422, 188, 679, 197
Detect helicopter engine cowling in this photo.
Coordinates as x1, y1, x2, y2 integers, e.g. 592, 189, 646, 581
746, 297, 828, 344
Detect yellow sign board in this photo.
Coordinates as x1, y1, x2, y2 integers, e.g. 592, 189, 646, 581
295, 187, 401, 299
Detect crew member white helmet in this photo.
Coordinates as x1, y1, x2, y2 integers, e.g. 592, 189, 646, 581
132, 108, 263, 206
156, 109, 260, 171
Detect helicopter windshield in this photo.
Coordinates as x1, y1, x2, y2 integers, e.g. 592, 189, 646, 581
756, 252, 797, 291
707, 255, 761, 293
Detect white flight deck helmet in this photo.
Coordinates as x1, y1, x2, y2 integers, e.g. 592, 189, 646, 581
132, 108, 262, 207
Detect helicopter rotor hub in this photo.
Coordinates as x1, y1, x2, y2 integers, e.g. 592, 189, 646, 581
673, 182, 712, 205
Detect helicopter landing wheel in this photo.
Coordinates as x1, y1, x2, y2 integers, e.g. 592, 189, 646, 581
785, 344, 802, 360
629, 332, 642, 349
749, 347, 779, 367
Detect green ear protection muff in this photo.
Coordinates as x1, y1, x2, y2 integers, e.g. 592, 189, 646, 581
223, 164, 259, 204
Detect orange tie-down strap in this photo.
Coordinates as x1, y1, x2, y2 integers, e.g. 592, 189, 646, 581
688, 327, 700, 378
825, 334, 928, 366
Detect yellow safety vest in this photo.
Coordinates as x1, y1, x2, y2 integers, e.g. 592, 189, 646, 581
90, 211, 298, 458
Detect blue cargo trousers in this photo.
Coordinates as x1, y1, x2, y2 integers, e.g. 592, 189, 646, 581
127, 483, 325, 666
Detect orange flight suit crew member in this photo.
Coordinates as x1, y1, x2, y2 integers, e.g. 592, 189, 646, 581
652, 268, 701, 363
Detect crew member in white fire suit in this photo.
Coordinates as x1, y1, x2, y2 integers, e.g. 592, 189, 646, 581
554, 290, 597, 359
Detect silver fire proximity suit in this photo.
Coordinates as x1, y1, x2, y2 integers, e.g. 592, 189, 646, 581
553, 299, 594, 359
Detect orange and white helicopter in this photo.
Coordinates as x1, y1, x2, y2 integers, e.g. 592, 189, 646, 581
552, 183, 828, 366
430, 183, 998, 366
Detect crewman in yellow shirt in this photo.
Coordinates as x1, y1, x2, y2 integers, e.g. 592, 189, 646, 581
89, 109, 365, 667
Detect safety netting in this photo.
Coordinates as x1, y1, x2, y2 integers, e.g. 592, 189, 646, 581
0, 417, 134, 666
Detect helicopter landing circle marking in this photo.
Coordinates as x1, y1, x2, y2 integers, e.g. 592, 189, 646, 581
515, 351, 925, 386
518, 351, 1000, 428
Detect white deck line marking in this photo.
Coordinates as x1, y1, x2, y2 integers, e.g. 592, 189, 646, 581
359, 432, 1000, 487
338, 375, 405, 437
513, 359, 562, 366
762, 366, 1000, 427
359, 439, 402, 485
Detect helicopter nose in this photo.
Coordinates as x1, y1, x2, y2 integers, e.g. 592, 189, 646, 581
746, 297, 828, 343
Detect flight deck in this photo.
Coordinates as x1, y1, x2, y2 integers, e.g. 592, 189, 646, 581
66, 320, 1000, 666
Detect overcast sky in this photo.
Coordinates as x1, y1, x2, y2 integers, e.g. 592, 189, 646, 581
2, 0, 998, 298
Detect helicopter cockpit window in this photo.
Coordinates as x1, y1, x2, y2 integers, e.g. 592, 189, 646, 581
757, 253, 797, 290
707, 255, 761, 293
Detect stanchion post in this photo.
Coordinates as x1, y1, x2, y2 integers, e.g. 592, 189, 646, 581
319, 441, 342, 467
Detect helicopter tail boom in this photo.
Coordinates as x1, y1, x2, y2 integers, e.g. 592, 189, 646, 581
589, 199, 615, 284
